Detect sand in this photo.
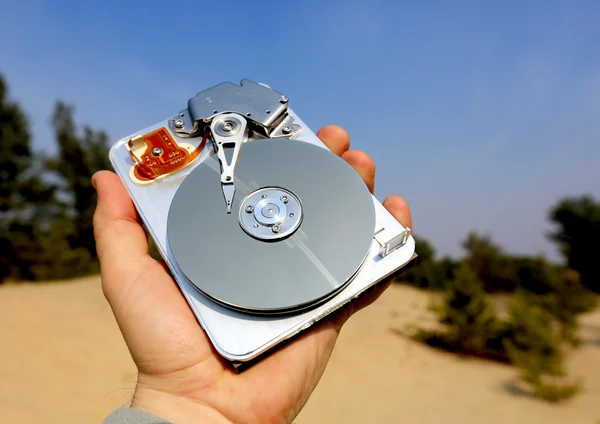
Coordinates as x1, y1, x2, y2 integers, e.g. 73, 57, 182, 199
1, 276, 599, 424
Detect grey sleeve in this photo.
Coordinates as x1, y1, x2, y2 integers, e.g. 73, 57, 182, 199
103, 408, 173, 424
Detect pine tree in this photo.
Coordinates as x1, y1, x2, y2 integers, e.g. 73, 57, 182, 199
46, 101, 112, 260
0, 75, 67, 281
0, 75, 53, 280
0, 74, 32, 214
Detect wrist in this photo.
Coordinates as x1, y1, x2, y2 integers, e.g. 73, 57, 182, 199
131, 385, 232, 424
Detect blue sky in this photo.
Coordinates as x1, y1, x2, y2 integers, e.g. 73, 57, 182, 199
1, 0, 599, 261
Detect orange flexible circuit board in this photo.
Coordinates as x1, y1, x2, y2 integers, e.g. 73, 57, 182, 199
127, 127, 207, 182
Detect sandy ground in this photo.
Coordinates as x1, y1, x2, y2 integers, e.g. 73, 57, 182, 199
1, 276, 599, 424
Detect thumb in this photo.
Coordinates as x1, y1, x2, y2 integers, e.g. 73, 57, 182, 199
92, 170, 150, 301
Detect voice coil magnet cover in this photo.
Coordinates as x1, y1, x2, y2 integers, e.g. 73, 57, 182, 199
167, 139, 376, 314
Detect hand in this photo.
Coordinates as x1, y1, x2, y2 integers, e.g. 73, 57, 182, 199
92, 126, 412, 424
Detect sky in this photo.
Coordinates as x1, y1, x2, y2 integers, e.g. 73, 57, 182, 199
1, 0, 599, 262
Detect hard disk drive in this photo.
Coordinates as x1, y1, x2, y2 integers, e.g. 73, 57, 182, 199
108, 80, 416, 367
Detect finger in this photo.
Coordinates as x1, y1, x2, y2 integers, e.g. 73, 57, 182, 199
316, 125, 351, 156
341, 150, 376, 194
383, 195, 412, 230
92, 170, 150, 293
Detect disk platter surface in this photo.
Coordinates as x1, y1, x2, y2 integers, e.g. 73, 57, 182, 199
167, 138, 376, 314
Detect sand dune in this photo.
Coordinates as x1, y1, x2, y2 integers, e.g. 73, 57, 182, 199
1, 276, 599, 424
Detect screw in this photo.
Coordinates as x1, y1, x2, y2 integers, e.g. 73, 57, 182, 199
289, 213, 294, 217
280, 95, 288, 103
174, 119, 184, 128
262, 194, 268, 198
272, 225, 281, 233
282, 125, 292, 135
221, 122, 233, 132
253, 224, 259, 228
281, 195, 289, 203
246, 205, 254, 213
152, 148, 163, 156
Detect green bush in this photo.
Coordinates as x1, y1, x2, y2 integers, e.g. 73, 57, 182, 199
397, 237, 459, 290
437, 264, 497, 353
529, 378, 581, 403
461, 232, 519, 292
411, 264, 585, 403
414, 263, 511, 362
504, 292, 581, 402
515, 258, 597, 346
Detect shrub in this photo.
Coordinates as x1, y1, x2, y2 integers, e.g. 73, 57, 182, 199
530, 379, 581, 403
515, 256, 567, 295
397, 237, 459, 290
435, 257, 460, 286
410, 266, 584, 402
461, 232, 519, 292
504, 292, 581, 402
438, 264, 497, 353
414, 263, 510, 361
516, 258, 598, 346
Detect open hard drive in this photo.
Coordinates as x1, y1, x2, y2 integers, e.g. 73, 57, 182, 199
109, 80, 416, 366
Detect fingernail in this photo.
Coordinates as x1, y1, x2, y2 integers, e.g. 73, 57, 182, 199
91, 176, 97, 190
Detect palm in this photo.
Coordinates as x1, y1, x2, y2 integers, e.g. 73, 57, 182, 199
93, 126, 412, 424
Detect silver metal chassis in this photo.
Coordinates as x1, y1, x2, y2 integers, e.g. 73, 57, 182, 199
109, 108, 416, 365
